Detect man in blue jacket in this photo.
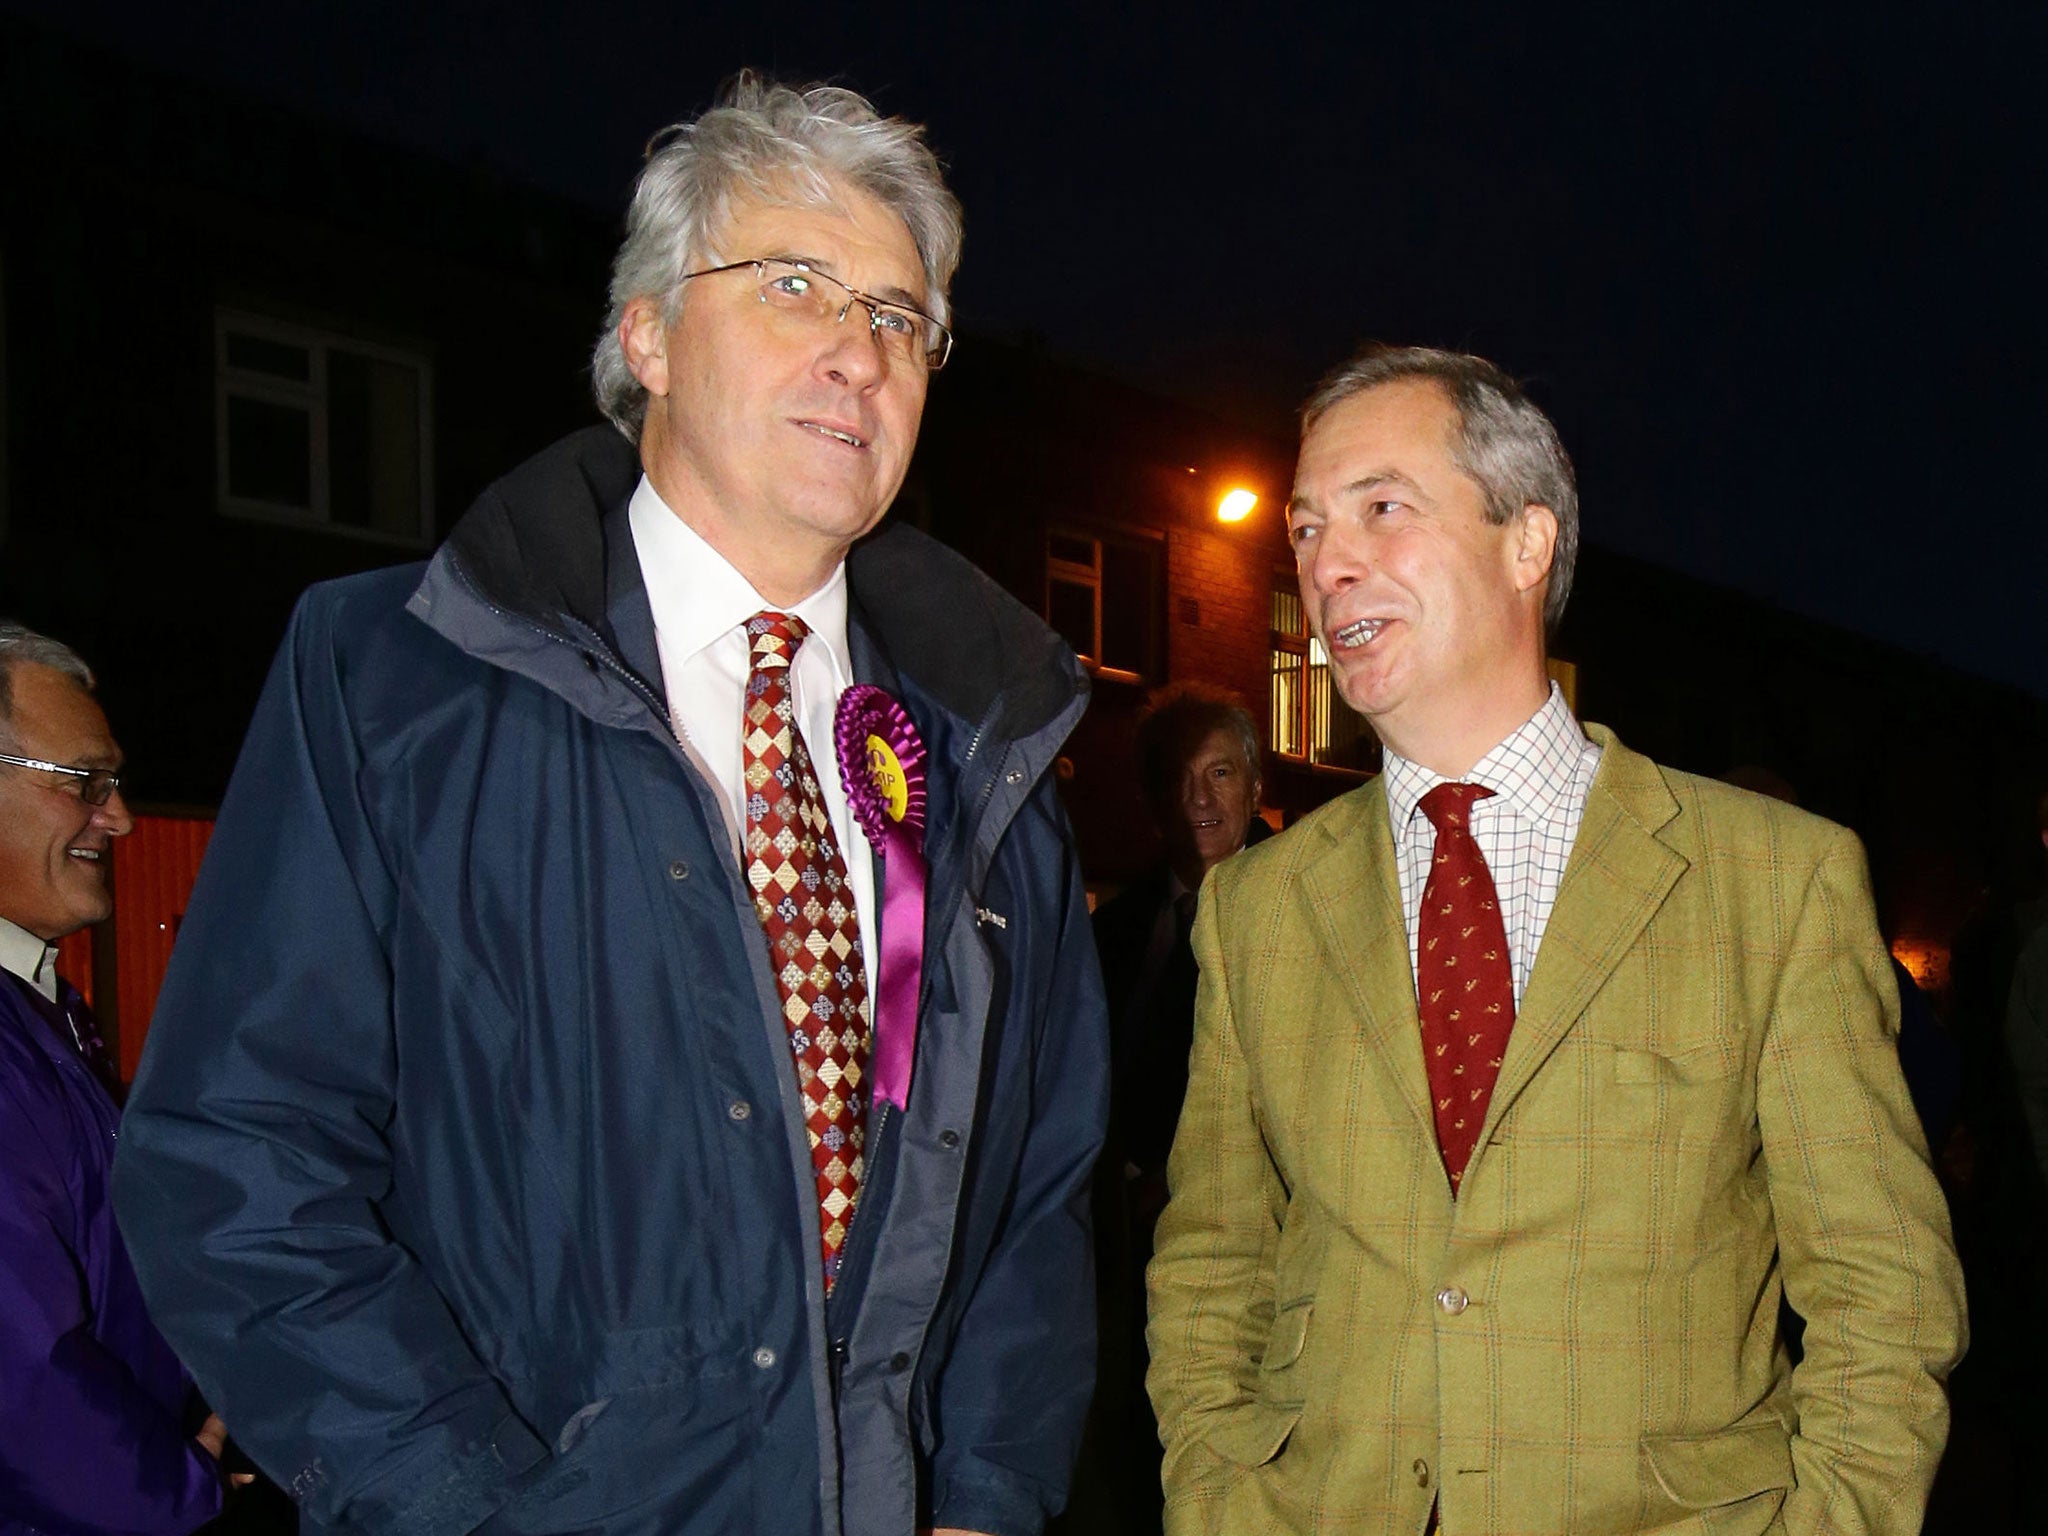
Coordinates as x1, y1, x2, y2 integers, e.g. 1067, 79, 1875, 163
0, 624, 228, 1534
115, 75, 1108, 1536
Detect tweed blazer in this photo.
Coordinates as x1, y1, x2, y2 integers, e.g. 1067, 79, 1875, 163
1147, 728, 1964, 1535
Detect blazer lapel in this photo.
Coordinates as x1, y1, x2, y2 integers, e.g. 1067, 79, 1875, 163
1300, 781, 1436, 1142
1482, 730, 1689, 1131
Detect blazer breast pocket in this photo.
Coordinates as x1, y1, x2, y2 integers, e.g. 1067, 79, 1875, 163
1610, 1038, 1738, 1088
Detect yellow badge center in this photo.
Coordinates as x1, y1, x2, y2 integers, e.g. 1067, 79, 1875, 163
865, 735, 909, 823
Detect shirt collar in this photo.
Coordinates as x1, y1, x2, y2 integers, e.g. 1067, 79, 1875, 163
627, 475, 854, 680
1383, 681, 1585, 836
0, 917, 59, 1002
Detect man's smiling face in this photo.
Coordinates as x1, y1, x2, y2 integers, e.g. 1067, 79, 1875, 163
1166, 727, 1258, 881
1288, 378, 1552, 770
0, 664, 132, 942
625, 180, 932, 599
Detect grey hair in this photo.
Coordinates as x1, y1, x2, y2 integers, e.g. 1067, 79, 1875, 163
591, 72, 963, 440
1302, 344, 1580, 631
0, 622, 95, 739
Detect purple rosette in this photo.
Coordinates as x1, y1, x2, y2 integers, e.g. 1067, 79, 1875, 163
834, 684, 928, 1112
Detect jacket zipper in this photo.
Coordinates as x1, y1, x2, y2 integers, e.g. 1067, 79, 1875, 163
835, 1096, 890, 1281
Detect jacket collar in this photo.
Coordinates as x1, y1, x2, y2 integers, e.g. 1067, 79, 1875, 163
1487, 726, 1687, 1126
414, 425, 1086, 753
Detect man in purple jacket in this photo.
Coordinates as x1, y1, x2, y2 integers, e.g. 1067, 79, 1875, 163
0, 622, 227, 1534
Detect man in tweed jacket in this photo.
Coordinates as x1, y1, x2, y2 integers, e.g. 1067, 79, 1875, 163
1146, 345, 1963, 1535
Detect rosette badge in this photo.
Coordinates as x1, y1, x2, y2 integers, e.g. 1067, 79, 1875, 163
834, 685, 928, 1112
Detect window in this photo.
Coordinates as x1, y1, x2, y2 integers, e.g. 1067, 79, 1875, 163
1270, 582, 1375, 770
1044, 528, 1164, 683
216, 310, 433, 543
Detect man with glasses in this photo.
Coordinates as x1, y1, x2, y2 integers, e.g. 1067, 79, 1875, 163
116, 74, 1106, 1536
0, 623, 232, 1534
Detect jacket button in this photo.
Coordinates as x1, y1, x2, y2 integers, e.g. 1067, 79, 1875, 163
1413, 1457, 1430, 1487
668, 860, 690, 880
890, 1351, 912, 1372
1004, 769, 1024, 785
1435, 1285, 1469, 1315
728, 1100, 751, 1121
938, 1128, 961, 1149
752, 1346, 777, 1370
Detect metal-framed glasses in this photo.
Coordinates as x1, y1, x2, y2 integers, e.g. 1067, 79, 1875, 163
0, 752, 123, 806
680, 257, 954, 370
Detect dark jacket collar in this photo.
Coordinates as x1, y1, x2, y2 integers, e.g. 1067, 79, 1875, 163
427, 426, 1084, 747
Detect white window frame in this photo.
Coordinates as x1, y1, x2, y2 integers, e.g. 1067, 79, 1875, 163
1045, 529, 1104, 666
214, 309, 434, 546
1045, 527, 1159, 686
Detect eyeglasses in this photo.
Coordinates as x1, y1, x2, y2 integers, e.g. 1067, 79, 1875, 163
680, 257, 954, 370
0, 752, 123, 806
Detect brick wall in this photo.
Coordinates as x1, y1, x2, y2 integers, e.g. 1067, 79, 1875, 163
1168, 522, 1284, 735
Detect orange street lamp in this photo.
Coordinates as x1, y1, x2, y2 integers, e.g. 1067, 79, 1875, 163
1217, 487, 1258, 523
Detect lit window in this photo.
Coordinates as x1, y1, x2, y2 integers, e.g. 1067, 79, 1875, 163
1270, 581, 1375, 769
216, 310, 433, 544
1044, 529, 1163, 683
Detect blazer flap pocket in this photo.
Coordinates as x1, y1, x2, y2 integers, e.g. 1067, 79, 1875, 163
1613, 1038, 1735, 1086
1205, 1402, 1302, 1468
1640, 1420, 1794, 1509
1261, 1298, 1313, 1372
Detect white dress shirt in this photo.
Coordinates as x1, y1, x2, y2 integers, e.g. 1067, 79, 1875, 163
629, 477, 878, 1007
0, 915, 59, 1002
1383, 682, 1603, 1005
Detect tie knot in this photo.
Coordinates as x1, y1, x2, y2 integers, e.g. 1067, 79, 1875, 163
1419, 781, 1495, 835
747, 610, 809, 669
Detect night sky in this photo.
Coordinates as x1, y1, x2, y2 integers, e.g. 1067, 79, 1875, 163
7, 2, 2044, 699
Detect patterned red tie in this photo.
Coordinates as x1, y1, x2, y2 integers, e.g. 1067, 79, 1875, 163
741, 610, 870, 1288
1416, 782, 1516, 1194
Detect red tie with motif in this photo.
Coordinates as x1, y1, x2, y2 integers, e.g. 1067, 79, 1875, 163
742, 610, 870, 1288
1416, 782, 1516, 1194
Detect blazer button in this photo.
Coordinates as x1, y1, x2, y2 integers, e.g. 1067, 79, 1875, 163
1435, 1285, 1469, 1315
727, 1100, 751, 1121
753, 1346, 777, 1369
1413, 1458, 1430, 1488
668, 860, 690, 880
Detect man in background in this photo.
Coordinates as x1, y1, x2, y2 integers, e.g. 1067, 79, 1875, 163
0, 622, 229, 1534
1081, 685, 1266, 1535
1099, 684, 1268, 1209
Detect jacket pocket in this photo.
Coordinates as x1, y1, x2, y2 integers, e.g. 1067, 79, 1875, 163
1204, 1403, 1301, 1469
1640, 1420, 1794, 1509
1612, 1039, 1737, 1087
1203, 1297, 1313, 1468
1260, 1296, 1312, 1376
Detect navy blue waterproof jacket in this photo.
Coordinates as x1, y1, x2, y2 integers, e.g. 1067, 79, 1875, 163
114, 427, 1109, 1536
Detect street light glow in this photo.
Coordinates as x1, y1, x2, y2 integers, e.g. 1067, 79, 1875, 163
1218, 487, 1258, 523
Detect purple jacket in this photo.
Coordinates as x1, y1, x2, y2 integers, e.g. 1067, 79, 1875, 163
0, 973, 221, 1536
